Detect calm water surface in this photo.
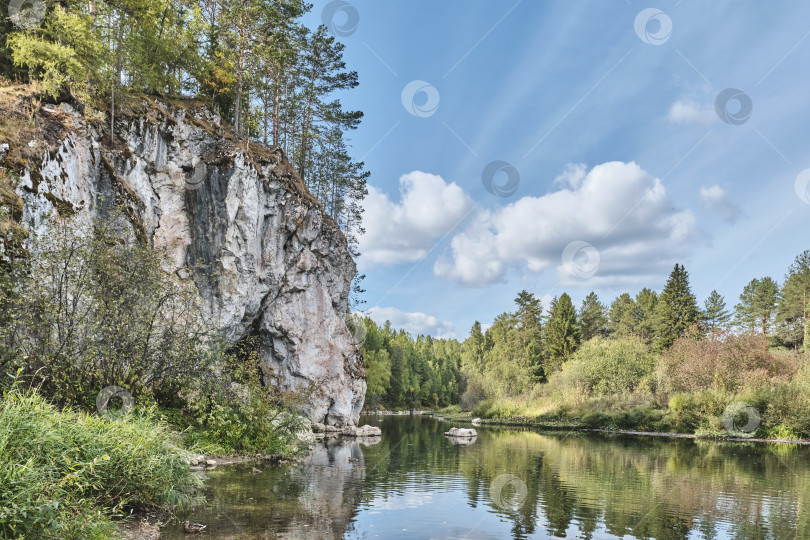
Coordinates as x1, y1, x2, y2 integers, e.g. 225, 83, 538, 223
161, 414, 810, 539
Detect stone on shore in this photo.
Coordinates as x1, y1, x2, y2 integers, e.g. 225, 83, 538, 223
341, 425, 382, 437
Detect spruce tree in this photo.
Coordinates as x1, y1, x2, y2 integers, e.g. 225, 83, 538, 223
514, 290, 545, 380
461, 321, 486, 374
702, 290, 730, 333
777, 250, 810, 352
545, 293, 580, 373
579, 292, 607, 341
634, 288, 658, 345
608, 293, 636, 337
653, 263, 699, 350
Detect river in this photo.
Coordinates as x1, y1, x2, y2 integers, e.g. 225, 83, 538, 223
161, 413, 810, 539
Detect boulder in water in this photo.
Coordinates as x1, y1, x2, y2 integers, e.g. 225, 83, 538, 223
444, 427, 477, 438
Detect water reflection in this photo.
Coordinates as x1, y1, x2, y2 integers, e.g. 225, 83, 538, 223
162, 415, 810, 539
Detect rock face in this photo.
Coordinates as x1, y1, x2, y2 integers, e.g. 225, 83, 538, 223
7, 94, 365, 425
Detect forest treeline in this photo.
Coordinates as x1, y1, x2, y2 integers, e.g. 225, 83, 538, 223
462, 254, 809, 400
360, 319, 462, 410
1, 0, 368, 252
364, 251, 810, 416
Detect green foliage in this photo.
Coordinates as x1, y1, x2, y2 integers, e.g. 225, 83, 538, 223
182, 339, 305, 455
514, 290, 545, 379
0, 388, 202, 539
554, 336, 655, 396
360, 318, 461, 410
653, 263, 699, 350
666, 390, 729, 433
545, 293, 580, 372
608, 292, 636, 337
7, 4, 106, 98
702, 289, 730, 333
458, 294, 547, 407
0, 213, 210, 407
734, 276, 779, 335
459, 372, 488, 411
634, 288, 658, 344
578, 291, 607, 341
364, 348, 391, 406
776, 250, 810, 351
460, 320, 486, 374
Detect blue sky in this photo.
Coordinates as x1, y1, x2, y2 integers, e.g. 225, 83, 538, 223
304, 0, 810, 339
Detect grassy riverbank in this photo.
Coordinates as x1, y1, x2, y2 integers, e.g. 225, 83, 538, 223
0, 390, 203, 539
431, 376, 810, 442
0, 388, 306, 539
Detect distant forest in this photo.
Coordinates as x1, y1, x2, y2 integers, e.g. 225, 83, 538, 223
361, 254, 809, 410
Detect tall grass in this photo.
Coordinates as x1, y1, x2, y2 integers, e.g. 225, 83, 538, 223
0, 389, 202, 539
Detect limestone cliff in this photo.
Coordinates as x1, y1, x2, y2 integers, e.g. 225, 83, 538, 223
0, 87, 366, 426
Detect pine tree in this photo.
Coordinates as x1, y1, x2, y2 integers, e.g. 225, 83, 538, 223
734, 277, 779, 336
702, 290, 730, 333
578, 292, 607, 341
653, 263, 699, 350
545, 293, 580, 373
514, 290, 545, 380
296, 25, 361, 179
777, 250, 810, 352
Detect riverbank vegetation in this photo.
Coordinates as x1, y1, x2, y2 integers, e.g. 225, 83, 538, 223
0, 214, 304, 536
454, 256, 810, 438
0, 388, 202, 539
367, 255, 809, 439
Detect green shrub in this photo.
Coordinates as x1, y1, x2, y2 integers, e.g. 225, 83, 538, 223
665, 390, 731, 433
554, 337, 655, 396
0, 212, 211, 407
0, 388, 202, 539
460, 373, 489, 411
181, 339, 304, 455
763, 424, 801, 440
741, 380, 810, 437
471, 399, 495, 418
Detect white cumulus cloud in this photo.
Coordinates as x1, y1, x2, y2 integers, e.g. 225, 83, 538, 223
700, 184, 741, 223
357, 171, 474, 267
365, 306, 456, 339
434, 161, 698, 287
666, 99, 717, 125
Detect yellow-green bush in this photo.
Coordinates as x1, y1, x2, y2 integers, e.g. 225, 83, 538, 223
553, 337, 655, 396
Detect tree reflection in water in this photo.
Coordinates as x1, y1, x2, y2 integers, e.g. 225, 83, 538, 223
164, 415, 810, 539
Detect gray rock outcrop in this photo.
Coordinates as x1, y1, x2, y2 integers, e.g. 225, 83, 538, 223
6, 94, 366, 425
444, 427, 477, 438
